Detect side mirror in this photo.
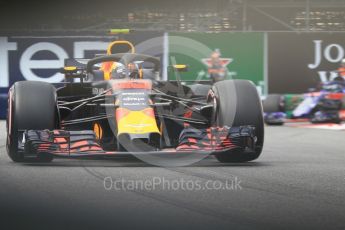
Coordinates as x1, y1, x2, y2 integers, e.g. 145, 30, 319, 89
168, 64, 188, 72
60, 66, 86, 81
60, 66, 78, 74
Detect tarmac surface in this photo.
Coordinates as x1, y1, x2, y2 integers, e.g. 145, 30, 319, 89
0, 121, 344, 230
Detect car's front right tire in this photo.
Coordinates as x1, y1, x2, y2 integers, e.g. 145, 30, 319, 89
7, 81, 58, 163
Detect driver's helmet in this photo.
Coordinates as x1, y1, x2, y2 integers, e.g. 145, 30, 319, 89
111, 62, 140, 79
127, 62, 140, 79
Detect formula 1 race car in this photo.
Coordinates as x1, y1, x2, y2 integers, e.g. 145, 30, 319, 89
6, 40, 264, 164
263, 81, 345, 125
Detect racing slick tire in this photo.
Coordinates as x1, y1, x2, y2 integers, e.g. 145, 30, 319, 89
262, 94, 284, 113
6, 81, 58, 163
211, 80, 264, 163
262, 94, 285, 126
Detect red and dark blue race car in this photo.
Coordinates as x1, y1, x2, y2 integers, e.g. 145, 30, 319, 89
6, 40, 264, 164
263, 80, 345, 125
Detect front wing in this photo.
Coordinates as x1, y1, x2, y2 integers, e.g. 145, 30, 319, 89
21, 126, 257, 158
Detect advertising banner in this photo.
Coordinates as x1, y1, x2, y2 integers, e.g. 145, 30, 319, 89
168, 32, 265, 91
268, 32, 345, 94
0, 31, 164, 119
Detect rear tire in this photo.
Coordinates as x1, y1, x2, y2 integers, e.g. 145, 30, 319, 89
6, 81, 58, 163
262, 94, 284, 113
210, 80, 264, 163
262, 94, 285, 126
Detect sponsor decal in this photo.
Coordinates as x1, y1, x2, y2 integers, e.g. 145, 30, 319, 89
0, 32, 164, 119
268, 33, 345, 94
0, 32, 163, 89
202, 57, 232, 68
308, 40, 345, 82
0, 37, 109, 88
197, 52, 236, 79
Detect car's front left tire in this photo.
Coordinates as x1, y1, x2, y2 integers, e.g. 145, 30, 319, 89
209, 80, 264, 163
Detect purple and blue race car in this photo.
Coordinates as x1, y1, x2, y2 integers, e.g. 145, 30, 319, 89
263, 81, 345, 125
